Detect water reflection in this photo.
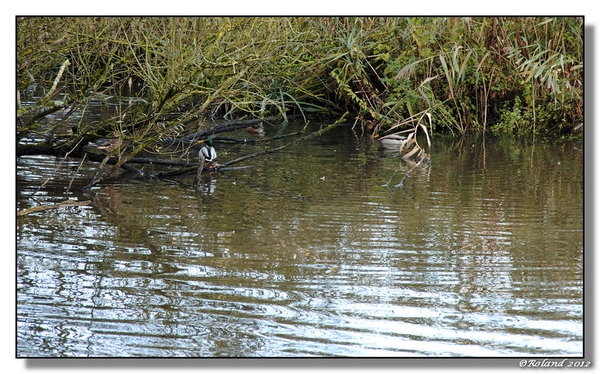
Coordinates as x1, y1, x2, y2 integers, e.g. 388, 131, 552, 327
17, 127, 583, 357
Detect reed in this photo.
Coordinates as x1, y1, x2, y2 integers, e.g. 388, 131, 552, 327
17, 16, 583, 161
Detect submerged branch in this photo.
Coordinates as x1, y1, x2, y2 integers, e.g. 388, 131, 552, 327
17, 200, 92, 217
394, 158, 424, 188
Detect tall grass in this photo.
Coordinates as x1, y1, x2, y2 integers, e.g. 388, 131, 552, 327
374, 17, 583, 136
17, 16, 583, 160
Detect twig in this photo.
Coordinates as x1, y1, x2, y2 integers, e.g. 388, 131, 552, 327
120, 163, 144, 175
17, 200, 91, 217
382, 170, 398, 188
67, 153, 87, 193
155, 165, 254, 179
44, 59, 70, 100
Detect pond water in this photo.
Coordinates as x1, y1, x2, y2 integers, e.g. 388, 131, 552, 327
16, 119, 584, 357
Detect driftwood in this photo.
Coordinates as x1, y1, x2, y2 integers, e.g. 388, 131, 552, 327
17, 200, 91, 217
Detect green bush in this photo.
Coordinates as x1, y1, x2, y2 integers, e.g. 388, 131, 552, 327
17, 16, 584, 154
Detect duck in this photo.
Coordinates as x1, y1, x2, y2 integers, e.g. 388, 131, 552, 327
86, 131, 122, 155
378, 133, 407, 150
199, 138, 217, 168
246, 122, 264, 135
96, 137, 122, 154
194, 138, 217, 186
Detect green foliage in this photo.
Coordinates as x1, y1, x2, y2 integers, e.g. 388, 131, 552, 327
492, 96, 526, 135
17, 16, 584, 156
372, 17, 583, 136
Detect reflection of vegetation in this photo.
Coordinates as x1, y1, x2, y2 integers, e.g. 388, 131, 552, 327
431, 137, 583, 250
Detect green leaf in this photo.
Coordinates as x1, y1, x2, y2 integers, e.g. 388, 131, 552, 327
458, 50, 472, 83
534, 65, 546, 79
536, 18, 554, 27
439, 55, 454, 97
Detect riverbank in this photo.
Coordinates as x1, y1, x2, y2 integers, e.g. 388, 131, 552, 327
17, 17, 583, 153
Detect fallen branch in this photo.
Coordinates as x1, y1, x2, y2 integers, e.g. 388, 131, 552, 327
154, 112, 349, 180
158, 114, 307, 150
216, 112, 349, 169
158, 115, 288, 147
17, 200, 91, 217
155, 165, 254, 179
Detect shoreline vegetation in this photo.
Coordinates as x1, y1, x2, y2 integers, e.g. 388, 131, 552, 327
16, 17, 583, 183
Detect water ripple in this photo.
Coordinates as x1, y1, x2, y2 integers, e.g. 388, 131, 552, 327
17, 135, 583, 357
